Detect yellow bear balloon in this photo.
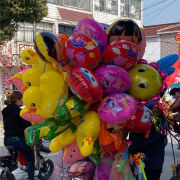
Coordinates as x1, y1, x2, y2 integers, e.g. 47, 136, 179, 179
128, 63, 162, 100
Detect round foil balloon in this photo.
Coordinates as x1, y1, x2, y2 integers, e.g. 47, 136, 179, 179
124, 106, 152, 137
98, 93, 137, 124
103, 40, 138, 70
128, 63, 162, 100
68, 67, 103, 103
65, 33, 101, 70
75, 18, 108, 53
57, 34, 69, 63
95, 65, 131, 95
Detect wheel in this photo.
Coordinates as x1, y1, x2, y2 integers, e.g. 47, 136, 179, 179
38, 159, 54, 180
0, 170, 16, 180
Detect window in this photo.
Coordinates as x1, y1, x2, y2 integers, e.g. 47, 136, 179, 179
94, 0, 118, 15
17, 22, 53, 43
58, 24, 75, 35
120, 0, 141, 20
52, 0, 90, 12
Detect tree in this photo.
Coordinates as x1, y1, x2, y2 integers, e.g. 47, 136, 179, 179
0, 0, 48, 43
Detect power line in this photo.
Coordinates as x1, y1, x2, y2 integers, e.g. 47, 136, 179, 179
145, 0, 176, 23
134, 0, 171, 15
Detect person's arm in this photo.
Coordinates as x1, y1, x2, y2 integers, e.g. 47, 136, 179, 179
169, 96, 180, 112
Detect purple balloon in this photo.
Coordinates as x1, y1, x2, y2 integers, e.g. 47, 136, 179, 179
98, 93, 137, 124
95, 65, 131, 95
149, 62, 159, 70
138, 59, 147, 64
160, 71, 167, 80
75, 18, 108, 53
151, 95, 160, 101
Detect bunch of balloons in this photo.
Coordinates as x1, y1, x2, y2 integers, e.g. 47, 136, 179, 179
10, 18, 171, 179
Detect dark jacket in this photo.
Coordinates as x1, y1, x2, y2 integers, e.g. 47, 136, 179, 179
2, 103, 31, 137
129, 102, 168, 170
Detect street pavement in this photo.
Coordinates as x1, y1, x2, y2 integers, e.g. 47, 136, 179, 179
0, 126, 180, 180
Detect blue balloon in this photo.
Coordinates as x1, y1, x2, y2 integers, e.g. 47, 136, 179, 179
157, 54, 178, 71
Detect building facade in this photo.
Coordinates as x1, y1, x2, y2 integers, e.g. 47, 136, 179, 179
0, 0, 143, 100
143, 22, 180, 62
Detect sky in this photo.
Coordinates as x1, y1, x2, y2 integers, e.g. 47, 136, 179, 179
143, 0, 180, 26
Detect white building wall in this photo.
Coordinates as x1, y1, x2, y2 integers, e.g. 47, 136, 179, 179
94, 11, 142, 26
143, 36, 161, 62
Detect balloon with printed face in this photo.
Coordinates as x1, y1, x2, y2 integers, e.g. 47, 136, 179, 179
128, 63, 162, 100
65, 33, 101, 70
98, 93, 137, 124
95, 65, 131, 95
75, 18, 108, 53
103, 40, 138, 70
68, 67, 103, 103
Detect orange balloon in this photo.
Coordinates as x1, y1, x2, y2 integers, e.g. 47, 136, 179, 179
99, 121, 127, 158
56, 34, 69, 62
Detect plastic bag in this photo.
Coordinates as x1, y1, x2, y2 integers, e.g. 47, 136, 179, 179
109, 153, 135, 180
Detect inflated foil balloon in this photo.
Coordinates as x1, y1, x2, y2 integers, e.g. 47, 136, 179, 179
22, 68, 41, 89
57, 34, 69, 63
99, 121, 127, 158
68, 67, 103, 103
63, 140, 84, 164
75, 18, 108, 52
128, 61, 165, 101
65, 33, 101, 69
95, 65, 131, 95
69, 161, 95, 179
34, 31, 61, 64
98, 93, 137, 124
103, 40, 138, 70
53, 96, 90, 121
124, 106, 152, 138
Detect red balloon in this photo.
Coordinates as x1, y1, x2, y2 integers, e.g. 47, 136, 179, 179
65, 33, 101, 70
103, 40, 138, 70
124, 106, 152, 138
68, 67, 103, 103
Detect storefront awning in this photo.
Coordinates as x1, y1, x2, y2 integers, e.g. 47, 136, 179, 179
57, 7, 93, 23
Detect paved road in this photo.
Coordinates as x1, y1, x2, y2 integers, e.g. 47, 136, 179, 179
0, 127, 180, 180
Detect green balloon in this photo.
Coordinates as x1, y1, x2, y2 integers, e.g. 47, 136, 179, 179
54, 96, 90, 121
25, 118, 76, 146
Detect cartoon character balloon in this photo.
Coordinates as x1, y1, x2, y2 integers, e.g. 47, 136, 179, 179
98, 93, 137, 124
65, 33, 101, 69
95, 65, 131, 95
68, 67, 103, 103
75, 18, 108, 53
128, 60, 167, 104
103, 40, 138, 70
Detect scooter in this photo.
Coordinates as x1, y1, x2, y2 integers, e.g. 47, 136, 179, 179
0, 140, 54, 180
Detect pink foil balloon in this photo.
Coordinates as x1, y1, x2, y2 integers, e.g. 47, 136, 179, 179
95, 65, 131, 95
98, 93, 137, 124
